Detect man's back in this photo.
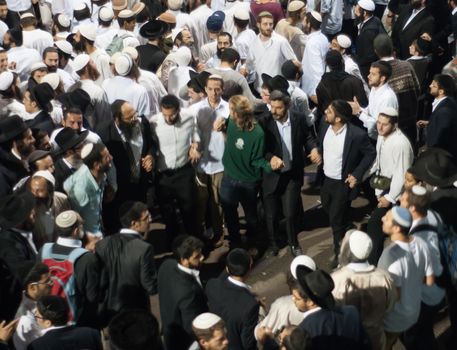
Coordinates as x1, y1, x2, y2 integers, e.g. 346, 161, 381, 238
27, 326, 102, 350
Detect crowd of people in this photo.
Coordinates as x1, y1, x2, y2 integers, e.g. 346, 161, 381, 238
0, 0, 457, 349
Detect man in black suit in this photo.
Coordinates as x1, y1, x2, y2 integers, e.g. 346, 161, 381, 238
389, 0, 435, 60
158, 235, 208, 350
418, 74, 457, 162
96, 99, 155, 234
318, 100, 376, 267
23, 83, 56, 136
259, 90, 320, 256
28, 295, 102, 350
205, 249, 259, 350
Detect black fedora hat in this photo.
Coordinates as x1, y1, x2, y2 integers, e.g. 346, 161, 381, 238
54, 127, 89, 154
140, 19, 167, 39
296, 267, 335, 310
30, 83, 55, 113
261, 73, 273, 89
410, 148, 457, 188
270, 75, 290, 94
0, 115, 29, 144
0, 191, 36, 230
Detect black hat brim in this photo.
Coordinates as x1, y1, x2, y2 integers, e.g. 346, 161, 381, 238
0, 191, 36, 230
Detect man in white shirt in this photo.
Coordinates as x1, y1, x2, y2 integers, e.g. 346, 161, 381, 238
301, 11, 328, 104
71, 54, 107, 103
251, 11, 297, 92
42, 47, 75, 92
320, 0, 344, 36
378, 206, 434, 349
94, 7, 117, 50
20, 12, 53, 56
189, 0, 213, 50
350, 60, 398, 140
150, 94, 200, 240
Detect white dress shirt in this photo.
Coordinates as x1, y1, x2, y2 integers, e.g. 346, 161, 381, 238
323, 124, 347, 180
189, 4, 213, 49
138, 69, 167, 116
7, 46, 41, 83
301, 30, 329, 96
275, 116, 293, 171
22, 29, 54, 56
95, 27, 118, 50
432, 96, 447, 112
89, 48, 112, 86
227, 276, 250, 290
7, 0, 31, 12
56, 68, 76, 92
80, 79, 107, 103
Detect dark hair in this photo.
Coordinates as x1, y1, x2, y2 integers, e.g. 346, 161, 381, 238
109, 309, 162, 350
234, 17, 249, 29
226, 248, 251, 277
257, 11, 273, 23
32, 128, 49, 150
330, 99, 352, 123
220, 47, 240, 64
305, 12, 321, 30
136, 6, 150, 23
23, 262, 49, 288
119, 201, 148, 228
118, 16, 135, 28
269, 89, 291, 106
188, 79, 204, 93
20, 16, 37, 28
222, 80, 242, 100
0, 72, 20, 99
371, 60, 392, 81
160, 94, 180, 111
111, 99, 127, 120
37, 295, 69, 326
433, 74, 456, 98
217, 31, 233, 45
74, 5, 91, 21
378, 112, 398, 124
373, 33, 393, 58
7, 28, 23, 47
63, 107, 83, 120
83, 143, 106, 169
53, 14, 70, 32
282, 327, 312, 350
404, 188, 430, 217
173, 235, 204, 261
43, 46, 59, 60
0, 0, 7, 6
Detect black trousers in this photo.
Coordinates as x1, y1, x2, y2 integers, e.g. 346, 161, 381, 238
320, 177, 351, 256
367, 207, 389, 266
263, 173, 302, 248
155, 163, 198, 243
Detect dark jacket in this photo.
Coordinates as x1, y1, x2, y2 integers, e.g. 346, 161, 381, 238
158, 259, 208, 350
53, 158, 75, 193
26, 111, 55, 136
205, 275, 259, 350
317, 122, 376, 200
0, 148, 29, 197
136, 43, 167, 73
355, 16, 386, 81
27, 326, 102, 350
95, 232, 157, 326
389, 0, 435, 60
426, 97, 457, 162
259, 112, 317, 195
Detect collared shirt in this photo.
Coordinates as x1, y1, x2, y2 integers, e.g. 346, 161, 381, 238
139, 69, 167, 116
275, 115, 293, 172
227, 276, 250, 290
56, 237, 82, 248
13, 293, 42, 350
432, 96, 447, 112
22, 29, 54, 56
114, 121, 143, 181
403, 7, 426, 30
13, 229, 38, 254
323, 124, 347, 180
119, 228, 141, 237
195, 98, 230, 174
149, 108, 199, 172
302, 306, 322, 320
177, 263, 202, 286
301, 30, 328, 96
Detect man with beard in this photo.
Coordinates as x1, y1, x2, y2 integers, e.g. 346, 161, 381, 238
52, 13, 72, 41
354, 0, 387, 83
42, 47, 75, 92
73, 25, 112, 86
202, 31, 232, 70
0, 0, 20, 28
30, 170, 70, 249
389, 0, 435, 60
251, 11, 297, 92
96, 100, 155, 234
71, 54, 107, 103
0, 116, 35, 196
64, 143, 113, 237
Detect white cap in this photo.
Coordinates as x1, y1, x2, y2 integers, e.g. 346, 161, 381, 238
357, 0, 375, 11
79, 24, 97, 41
30, 62, 48, 73
290, 255, 317, 279
32, 170, 55, 186
171, 27, 185, 43
81, 143, 94, 159
192, 313, 222, 330
168, 0, 184, 10
310, 11, 322, 22
20, 12, 35, 20
118, 9, 135, 19
0, 71, 14, 90
379, 106, 398, 118
110, 51, 122, 65
41, 73, 60, 90
348, 230, 372, 260
99, 6, 114, 22
72, 54, 90, 72
115, 53, 133, 76
234, 7, 250, 21
57, 13, 71, 27
412, 185, 427, 196
172, 46, 192, 67
55, 210, 78, 228
392, 206, 412, 228
336, 34, 351, 49
122, 46, 139, 60
55, 40, 73, 56
74, 3, 88, 11
288, 0, 305, 12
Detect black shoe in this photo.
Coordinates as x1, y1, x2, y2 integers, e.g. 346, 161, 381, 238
290, 245, 303, 257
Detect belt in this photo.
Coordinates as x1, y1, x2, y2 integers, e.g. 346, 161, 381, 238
159, 162, 191, 176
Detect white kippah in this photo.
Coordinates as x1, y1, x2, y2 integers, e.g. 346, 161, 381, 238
358, 0, 375, 11
115, 53, 133, 76
99, 6, 114, 22
30, 62, 47, 73
122, 46, 139, 60
336, 34, 351, 49
348, 230, 373, 260
81, 143, 94, 159
392, 206, 412, 228
41, 73, 60, 90
310, 11, 322, 23
110, 52, 122, 65
74, 3, 87, 11
412, 185, 427, 196
380, 106, 398, 117
20, 12, 35, 20
55, 210, 78, 228
0, 71, 14, 91
171, 27, 185, 43
233, 7, 250, 21
57, 13, 71, 27
290, 255, 316, 279
118, 9, 135, 19
192, 313, 222, 329
79, 24, 97, 41
72, 54, 90, 73
208, 74, 223, 80
32, 170, 55, 186
55, 40, 74, 55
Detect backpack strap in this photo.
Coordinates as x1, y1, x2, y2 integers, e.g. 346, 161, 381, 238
41, 243, 87, 262
409, 224, 438, 236
67, 247, 88, 263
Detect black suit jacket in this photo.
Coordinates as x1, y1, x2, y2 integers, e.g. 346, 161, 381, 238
317, 123, 376, 199
426, 97, 457, 162
158, 259, 208, 350
26, 111, 55, 136
390, 0, 435, 59
53, 158, 74, 193
205, 275, 259, 350
27, 326, 102, 350
259, 113, 317, 195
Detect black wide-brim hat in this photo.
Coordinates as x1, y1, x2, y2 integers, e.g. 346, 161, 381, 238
0, 115, 29, 144
140, 19, 168, 39
0, 191, 36, 230
261, 73, 289, 94
30, 82, 55, 113
54, 127, 89, 154
296, 267, 336, 310
410, 148, 457, 188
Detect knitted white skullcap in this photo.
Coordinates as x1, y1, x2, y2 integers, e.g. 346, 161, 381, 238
99, 6, 114, 22
171, 27, 185, 43
20, 12, 35, 20
41, 73, 60, 90
74, 3, 88, 11
118, 9, 135, 19
72, 54, 90, 73
392, 206, 412, 228
310, 11, 322, 22
32, 170, 55, 186
336, 34, 351, 49
110, 52, 122, 65
55, 40, 73, 56
55, 210, 78, 228
30, 62, 48, 73
79, 24, 97, 41
358, 0, 375, 11
81, 143, 94, 159
411, 185, 427, 196
379, 106, 398, 118
168, 0, 184, 11
234, 7, 250, 20
122, 46, 139, 60
192, 313, 222, 330
0, 71, 14, 91
172, 46, 192, 67
115, 53, 133, 76
208, 74, 223, 80
290, 255, 316, 279
348, 230, 372, 260
57, 13, 71, 27
288, 0, 305, 12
